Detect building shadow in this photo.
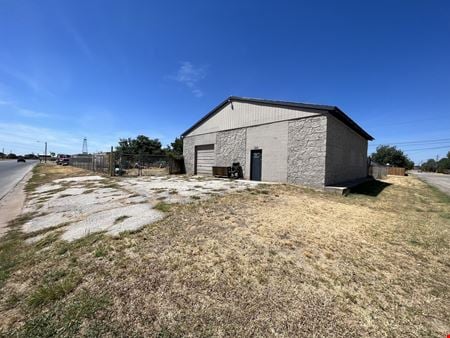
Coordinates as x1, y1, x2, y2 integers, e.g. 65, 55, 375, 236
349, 179, 392, 197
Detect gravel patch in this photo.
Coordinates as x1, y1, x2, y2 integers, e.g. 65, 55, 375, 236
23, 175, 262, 241
61, 204, 164, 241
53, 175, 105, 183
118, 176, 259, 204
23, 213, 68, 233
33, 184, 63, 194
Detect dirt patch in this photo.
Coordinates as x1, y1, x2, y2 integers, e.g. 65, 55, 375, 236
25, 163, 91, 193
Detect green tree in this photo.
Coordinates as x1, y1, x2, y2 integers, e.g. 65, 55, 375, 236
371, 145, 414, 169
0, 152, 5, 159
116, 135, 163, 155
436, 157, 450, 173
166, 137, 183, 156
421, 159, 437, 172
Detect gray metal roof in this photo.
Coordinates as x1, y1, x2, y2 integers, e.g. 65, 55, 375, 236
181, 96, 374, 140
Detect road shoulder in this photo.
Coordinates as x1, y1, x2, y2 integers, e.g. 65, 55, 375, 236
0, 170, 33, 238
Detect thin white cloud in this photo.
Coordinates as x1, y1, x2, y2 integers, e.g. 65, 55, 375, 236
67, 25, 94, 60
170, 61, 207, 97
0, 65, 55, 96
0, 100, 50, 118
59, 17, 94, 60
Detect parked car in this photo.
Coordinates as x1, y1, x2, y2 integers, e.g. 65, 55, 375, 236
56, 154, 71, 165
61, 157, 70, 166
17, 156, 26, 162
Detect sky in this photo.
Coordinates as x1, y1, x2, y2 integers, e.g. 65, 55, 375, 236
0, 0, 449, 163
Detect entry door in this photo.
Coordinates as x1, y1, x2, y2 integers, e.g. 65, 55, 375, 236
195, 144, 215, 175
250, 150, 262, 181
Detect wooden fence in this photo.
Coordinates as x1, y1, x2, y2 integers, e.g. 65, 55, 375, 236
387, 167, 406, 176
369, 164, 387, 179
369, 164, 406, 178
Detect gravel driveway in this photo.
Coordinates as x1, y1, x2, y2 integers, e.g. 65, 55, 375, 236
411, 171, 450, 196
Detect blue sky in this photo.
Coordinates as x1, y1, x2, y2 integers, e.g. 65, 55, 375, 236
0, 0, 449, 163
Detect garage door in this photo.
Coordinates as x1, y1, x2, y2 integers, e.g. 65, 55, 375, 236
195, 144, 215, 175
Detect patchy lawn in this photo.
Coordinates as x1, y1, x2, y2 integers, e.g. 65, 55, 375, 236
0, 165, 449, 337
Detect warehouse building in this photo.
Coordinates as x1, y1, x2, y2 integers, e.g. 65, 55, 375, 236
182, 96, 373, 188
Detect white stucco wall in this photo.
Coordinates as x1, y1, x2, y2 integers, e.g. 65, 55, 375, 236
245, 121, 289, 182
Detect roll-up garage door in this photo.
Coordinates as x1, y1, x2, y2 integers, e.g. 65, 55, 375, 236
195, 144, 215, 175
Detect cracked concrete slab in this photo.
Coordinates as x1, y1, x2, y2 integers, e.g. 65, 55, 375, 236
22, 175, 260, 241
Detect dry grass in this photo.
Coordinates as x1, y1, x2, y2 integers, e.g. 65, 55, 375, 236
25, 163, 93, 193
0, 167, 449, 337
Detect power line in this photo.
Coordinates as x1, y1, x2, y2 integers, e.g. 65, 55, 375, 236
401, 145, 450, 152
369, 137, 450, 147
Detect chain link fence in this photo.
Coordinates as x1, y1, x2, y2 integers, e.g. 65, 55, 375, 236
69, 153, 110, 174
69, 151, 184, 176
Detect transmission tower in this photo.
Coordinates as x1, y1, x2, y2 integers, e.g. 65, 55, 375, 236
82, 137, 88, 154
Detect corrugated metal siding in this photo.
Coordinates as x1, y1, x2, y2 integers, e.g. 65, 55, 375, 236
187, 101, 320, 136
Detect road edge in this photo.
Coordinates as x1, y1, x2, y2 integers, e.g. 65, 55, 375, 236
0, 165, 36, 238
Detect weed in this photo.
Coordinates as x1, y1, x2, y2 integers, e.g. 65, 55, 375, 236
56, 242, 70, 255
154, 201, 171, 212
34, 232, 60, 249
102, 181, 121, 189
28, 274, 82, 307
13, 291, 111, 337
94, 246, 108, 257
24, 222, 70, 239
0, 216, 36, 288
44, 269, 68, 283
114, 215, 130, 225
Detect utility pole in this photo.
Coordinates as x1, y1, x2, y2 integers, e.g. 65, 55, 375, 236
109, 146, 114, 176
44, 142, 47, 163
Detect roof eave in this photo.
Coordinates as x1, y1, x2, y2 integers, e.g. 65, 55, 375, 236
329, 107, 374, 141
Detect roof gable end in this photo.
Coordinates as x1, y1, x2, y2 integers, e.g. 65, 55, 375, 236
181, 96, 374, 140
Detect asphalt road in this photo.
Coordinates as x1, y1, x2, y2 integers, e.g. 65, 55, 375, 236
411, 171, 450, 196
0, 160, 38, 200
